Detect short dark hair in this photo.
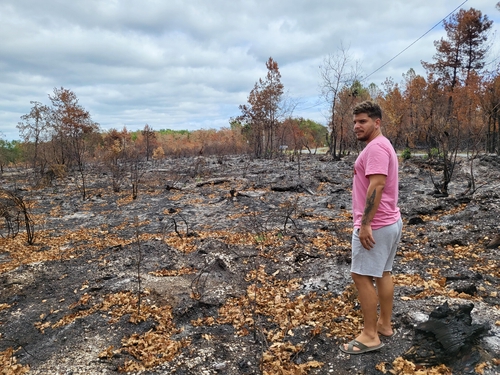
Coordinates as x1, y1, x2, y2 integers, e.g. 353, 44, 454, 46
353, 100, 382, 120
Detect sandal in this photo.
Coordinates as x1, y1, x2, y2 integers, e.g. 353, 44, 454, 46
379, 328, 398, 338
339, 339, 384, 355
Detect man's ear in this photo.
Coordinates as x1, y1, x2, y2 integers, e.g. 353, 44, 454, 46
375, 118, 381, 128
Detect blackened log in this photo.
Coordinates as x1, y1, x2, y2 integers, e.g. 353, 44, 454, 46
270, 184, 315, 195
453, 283, 477, 296
403, 302, 489, 367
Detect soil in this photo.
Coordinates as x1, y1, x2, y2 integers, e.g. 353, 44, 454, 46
0, 153, 499, 375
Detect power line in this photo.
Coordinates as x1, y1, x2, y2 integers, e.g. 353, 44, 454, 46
295, 0, 470, 113
363, 0, 469, 82
295, 98, 327, 111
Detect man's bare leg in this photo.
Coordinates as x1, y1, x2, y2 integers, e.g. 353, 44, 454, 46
375, 271, 394, 336
343, 272, 381, 351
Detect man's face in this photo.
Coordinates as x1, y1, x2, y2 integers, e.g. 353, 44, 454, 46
353, 113, 380, 142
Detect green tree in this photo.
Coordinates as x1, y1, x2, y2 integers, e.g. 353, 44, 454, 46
277, 118, 326, 155
0, 140, 21, 173
296, 118, 328, 150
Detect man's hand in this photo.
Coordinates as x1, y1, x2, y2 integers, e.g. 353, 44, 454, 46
359, 224, 375, 250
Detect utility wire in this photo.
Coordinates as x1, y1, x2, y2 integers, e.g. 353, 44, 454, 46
295, 98, 327, 111
363, 0, 469, 82
295, 0, 469, 112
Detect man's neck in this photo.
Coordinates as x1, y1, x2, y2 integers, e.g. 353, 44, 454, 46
366, 131, 382, 144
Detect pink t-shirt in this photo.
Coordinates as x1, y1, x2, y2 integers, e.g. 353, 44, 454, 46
352, 136, 400, 229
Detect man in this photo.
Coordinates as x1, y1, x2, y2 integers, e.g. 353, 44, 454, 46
340, 100, 402, 355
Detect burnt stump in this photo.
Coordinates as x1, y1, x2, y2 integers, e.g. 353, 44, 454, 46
404, 302, 490, 371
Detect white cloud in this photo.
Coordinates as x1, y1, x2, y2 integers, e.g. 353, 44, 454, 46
1, 0, 500, 140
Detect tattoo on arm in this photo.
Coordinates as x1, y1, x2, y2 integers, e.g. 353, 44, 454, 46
362, 189, 377, 226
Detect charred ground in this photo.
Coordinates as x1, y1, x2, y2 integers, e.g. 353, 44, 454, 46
0, 154, 499, 375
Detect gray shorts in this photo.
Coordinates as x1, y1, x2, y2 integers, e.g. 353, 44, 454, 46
351, 218, 403, 278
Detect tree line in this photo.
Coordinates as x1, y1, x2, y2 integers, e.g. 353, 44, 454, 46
237, 7, 499, 161
1, 7, 498, 197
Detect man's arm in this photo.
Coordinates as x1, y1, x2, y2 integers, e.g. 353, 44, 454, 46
359, 174, 386, 250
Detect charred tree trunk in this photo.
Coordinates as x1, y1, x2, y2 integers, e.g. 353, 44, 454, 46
404, 302, 489, 371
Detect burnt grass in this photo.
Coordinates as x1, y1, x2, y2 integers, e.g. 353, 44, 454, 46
0, 153, 499, 375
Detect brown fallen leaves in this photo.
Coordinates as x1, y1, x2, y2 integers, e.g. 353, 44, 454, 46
261, 342, 323, 375
376, 357, 452, 374
0, 347, 30, 375
376, 357, 496, 375
149, 267, 198, 277
1, 188, 498, 374
212, 265, 362, 373
0, 228, 127, 274
32, 289, 189, 372
116, 302, 189, 372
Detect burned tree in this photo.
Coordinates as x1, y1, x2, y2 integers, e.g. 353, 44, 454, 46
17, 101, 50, 178
0, 189, 35, 245
320, 45, 363, 159
48, 87, 100, 200
421, 8, 492, 196
238, 57, 285, 158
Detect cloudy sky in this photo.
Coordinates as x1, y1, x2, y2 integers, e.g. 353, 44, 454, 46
1, 0, 500, 141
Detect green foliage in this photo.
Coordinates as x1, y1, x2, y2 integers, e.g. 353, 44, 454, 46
298, 119, 327, 135
401, 148, 412, 160
254, 234, 266, 243
296, 118, 328, 146
128, 129, 191, 141
350, 80, 370, 99
429, 148, 441, 159
0, 139, 22, 166
229, 119, 243, 132
158, 129, 190, 136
